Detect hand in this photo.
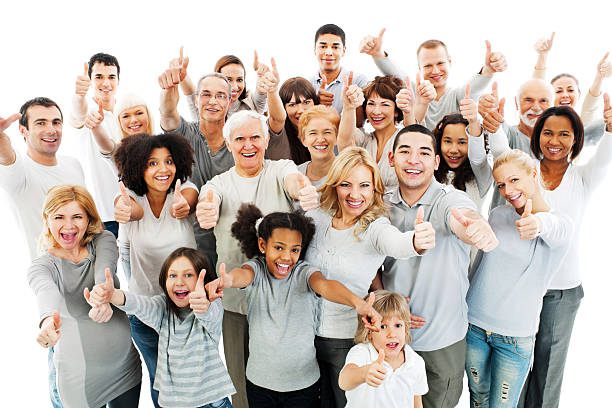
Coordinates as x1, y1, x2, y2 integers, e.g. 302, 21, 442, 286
159, 46, 190, 90
114, 181, 132, 224
196, 189, 219, 229
405, 297, 426, 329
415, 72, 436, 104
459, 84, 479, 125
84, 100, 104, 130
515, 199, 542, 240
478, 81, 498, 118
253, 50, 270, 76
87, 303, 114, 323
356, 292, 382, 333
482, 97, 505, 134
37, 311, 61, 348
205, 263, 231, 301
0, 113, 21, 134
170, 179, 190, 219
75, 62, 91, 96
451, 208, 498, 252
395, 76, 415, 115
413, 206, 435, 253
318, 76, 334, 106
297, 173, 319, 211
258, 58, 280, 94
534, 32, 555, 54
604, 93, 612, 132
342, 72, 364, 110
189, 269, 211, 314
88, 268, 115, 305
365, 348, 387, 387
597, 52, 612, 80
359, 28, 386, 59
483, 40, 508, 74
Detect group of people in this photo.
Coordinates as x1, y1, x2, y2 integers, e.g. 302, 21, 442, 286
1, 23, 610, 408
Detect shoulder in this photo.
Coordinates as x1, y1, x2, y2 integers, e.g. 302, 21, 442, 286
345, 343, 373, 365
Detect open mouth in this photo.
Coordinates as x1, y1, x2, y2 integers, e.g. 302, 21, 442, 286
241, 152, 256, 158
275, 262, 292, 275
508, 192, 522, 202
546, 147, 562, 155
60, 232, 77, 242
174, 290, 189, 299
346, 199, 364, 209
128, 124, 143, 131
41, 138, 58, 143
446, 156, 464, 165
404, 169, 423, 176
386, 342, 400, 351
559, 100, 571, 106
370, 117, 385, 125
313, 144, 328, 151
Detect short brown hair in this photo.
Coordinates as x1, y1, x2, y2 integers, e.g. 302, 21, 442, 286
362, 76, 406, 123
298, 105, 340, 141
354, 290, 412, 344
416, 39, 448, 59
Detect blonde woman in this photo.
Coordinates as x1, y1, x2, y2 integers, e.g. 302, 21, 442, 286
304, 147, 435, 408
27, 185, 141, 408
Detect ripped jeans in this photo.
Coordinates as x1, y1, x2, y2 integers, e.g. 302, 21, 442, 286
465, 324, 534, 408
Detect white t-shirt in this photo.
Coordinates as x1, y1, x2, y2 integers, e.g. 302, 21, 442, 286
0, 151, 85, 259
344, 343, 428, 408
73, 105, 120, 222
122, 182, 198, 296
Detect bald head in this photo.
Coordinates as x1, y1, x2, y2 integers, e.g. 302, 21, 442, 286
516, 79, 554, 128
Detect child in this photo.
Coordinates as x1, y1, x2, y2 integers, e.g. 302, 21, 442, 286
89, 247, 235, 408
339, 290, 428, 408
204, 203, 381, 408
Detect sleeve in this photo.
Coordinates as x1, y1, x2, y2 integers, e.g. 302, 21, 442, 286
117, 292, 166, 333
460, 74, 492, 105
353, 72, 370, 89
0, 151, 27, 194
343, 344, 371, 368
412, 353, 429, 396
27, 257, 61, 325
488, 126, 512, 158
246, 90, 268, 114
535, 211, 574, 248
467, 132, 494, 198
185, 94, 199, 122
180, 179, 198, 193
92, 231, 119, 285
581, 91, 600, 125
373, 56, 406, 78
442, 189, 478, 234
583, 119, 606, 147
578, 131, 612, 194
265, 120, 290, 157
368, 217, 420, 259
243, 259, 263, 290
194, 298, 224, 345
354, 128, 369, 148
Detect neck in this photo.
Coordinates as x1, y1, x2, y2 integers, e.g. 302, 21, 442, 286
320, 68, 341, 84
517, 121, 533, 138
398, 179, 432, 207
146, 189, 167, 207
540, 157, 570, 176
333, 209, 360, 230
49, 244, 86, 263
308, 154, 335, 180
235, 163, 264, 178
199, 120, 226, 153
434, 84, 447, 101
375, 124, 397, 145
27, 149, 57, 166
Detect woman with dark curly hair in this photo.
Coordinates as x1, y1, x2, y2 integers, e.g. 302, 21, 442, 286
111, 132, 199, 408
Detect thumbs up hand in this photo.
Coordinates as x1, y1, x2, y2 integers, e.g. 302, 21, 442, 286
415, 71, 436, 104
460, 84, 479, 123
481, 93, 505, 134
37, 311, 62, 348
84, 100, 105, 130
75, 62, 91, 96
515, 199, 542, 240
114, 181, 132, 224
170, 179, 190, 219
258, 58, 280, 94
534, 32, 555, 55
597, 52, 612, 80
0, 113, 21, 135
359, 28, 386, 59
205, 263, 231, 301
297, 173, 319, 211
318, 75, 335, 107
483, 40, 508, 75
356, 293, 382, 333
342, 72, 364, 110
89, 268, 115, 305
395, 76, 415, 116
196, 189, 219, 229
413, 206, 435, 254
604, 93, 612, 132
365, 348, 387, 387
159, 47, 189, 90
451, 208, 499, 252
189, 269, 211, 314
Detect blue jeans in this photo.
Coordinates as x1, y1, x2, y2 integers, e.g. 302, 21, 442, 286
48, 347, 63, 408
199, 397, 233, 408
103, 220, 119, 239
466, 324, 534, 408
119, 246, 131, 282
129, 315, 160, 408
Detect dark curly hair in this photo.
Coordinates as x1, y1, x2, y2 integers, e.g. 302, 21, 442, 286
113, 133, 194, 196
230, 203, 315, 259
158, 247, 215, 316
433, 113, 475, 191
362, 75, 406, 124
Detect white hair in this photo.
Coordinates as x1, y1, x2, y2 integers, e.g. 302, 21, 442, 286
222, 110, 269, 142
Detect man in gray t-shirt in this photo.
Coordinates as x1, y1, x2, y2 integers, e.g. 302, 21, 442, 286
381, 124, 498, 408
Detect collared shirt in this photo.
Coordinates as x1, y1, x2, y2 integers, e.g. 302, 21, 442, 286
383, 180, 476, 351
310, 67, 369, 114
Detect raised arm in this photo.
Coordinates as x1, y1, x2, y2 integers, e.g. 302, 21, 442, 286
114, 181, 144, 223
205, 263, 256, 301
532, 32, 555, 80
159, 48, 189, 131
84, 100, 115, 154
582, 52, 611, 123
171, 46, 199, 122
359, 28, 406, 78
70, 62, 91, 129
480, 40, 508, 78
396, 76, 416, 126
449, 208, 498, 252
259, 58, 285, 134
581, 94, 612, 191
337, 73, 364, 151
284, 172, 319, 211
0, 113, 20, 165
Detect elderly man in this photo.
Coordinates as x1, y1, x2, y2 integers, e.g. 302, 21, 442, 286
195, 110, 318, 408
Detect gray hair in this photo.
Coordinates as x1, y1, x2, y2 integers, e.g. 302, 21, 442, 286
222, 110, 269, 142
196, 72, 232, 98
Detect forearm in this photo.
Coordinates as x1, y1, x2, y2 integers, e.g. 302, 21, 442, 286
179, 74, 196, 96
70, 95, 88, 129
227, 267, 255, 288
91, 126, 115, 154
267, 90, 286, 134
159, 87, 181, 131
110, 288, 126, 306
533, 53, 548, 80
0, 133, 16, 165
414, 102, 428, 125
339, 364, 368, 391
337, 107, 357, 151
488, 127, 511, 158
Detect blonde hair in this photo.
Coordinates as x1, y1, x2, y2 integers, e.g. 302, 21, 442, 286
319, 147, 387, 239
40, 185, 103, 251
115, 93, 155, 139
354, 290, 412, 345
493, 149, 536, 175
297, 105, 340, 141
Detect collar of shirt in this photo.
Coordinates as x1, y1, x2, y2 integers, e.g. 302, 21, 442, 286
388, 178, 444, 210
365, 342, 415, 371
314, 67, 348, 88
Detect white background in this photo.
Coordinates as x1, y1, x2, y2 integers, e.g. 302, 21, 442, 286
1, 0, 610, 406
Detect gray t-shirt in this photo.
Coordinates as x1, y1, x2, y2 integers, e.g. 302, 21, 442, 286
382, 181, 476, 352
243, 257, 319, 392
468, 206, 572, 337
27, 231, 141, 407
297, 161, 327, 189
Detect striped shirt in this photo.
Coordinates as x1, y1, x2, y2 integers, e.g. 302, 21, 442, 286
119, 293, 235, 408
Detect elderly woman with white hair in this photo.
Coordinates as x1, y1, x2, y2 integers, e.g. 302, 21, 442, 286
195, 109, 319, 408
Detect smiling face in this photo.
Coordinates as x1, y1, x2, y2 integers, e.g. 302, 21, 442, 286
119, 105, 150, 137
314, 33, 345, 73
20, 105, 63, 159
389, 131, 439, 191
368, 314, 407, 362
47, 200, 89, 251
285, 94, 315, 127
301, 117, 337, 160
335, 164, 375, 222
196, 76, 231, 123
516, 81, 552, 128
258, 228, 303, 279
165, 256, 198, 309
220, 63, 245, 103
143, 147, 176, 194
493, 162, 537, 210
226, 117, 269, 175
418, 46, 451, 90
365, 92, 398, 132
440, 123, 468, 169
539, 115, 575, 162
91, 62, 118, 101
552, 76, 580, 107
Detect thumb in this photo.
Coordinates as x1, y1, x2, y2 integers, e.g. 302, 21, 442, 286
465, 84, 471, 100
83, 62, 89, 77
492, 81, 498, 100
604, 93, 611, 111
366, 292, 375, 308
98, 100, 104, 116
253, 50, 259, 71
205, 189, 214, 203
485, 40, 492, 57
601, 52, 610, 66
182, 56, 190, 70
83, 287, 91, 302
404, 75, 410, 89
105, 268, 113, 286
377, 28, 386, 43
377, 348, 385, 365
549, 31, 556, 44
498, 98, 506, 117
522, 199, 533, 218
415, 206, 424, 225
348, 71, 353, 87
179, 45, 184, 65
416, 71, 422, 87
451, 208, 470, 227
52, 310, 61, 330
342, 74, 348, 92
119, 181, 129, 199
174, 179, 182, 201
196, 269, 206, 291
297, 172, 308, 189
320, 75, 327, 90
271, 57, 278, 78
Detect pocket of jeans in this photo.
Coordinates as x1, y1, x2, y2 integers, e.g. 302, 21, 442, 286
513, 337, 534, 360
209, 397, 231, 408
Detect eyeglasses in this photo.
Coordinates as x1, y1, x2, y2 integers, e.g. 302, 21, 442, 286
198, 92, 229, 103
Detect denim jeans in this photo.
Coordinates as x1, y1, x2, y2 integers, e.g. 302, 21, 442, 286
466, 324, 534, 408
48, 347, 63, 408
103, 220, 119, 239
129, 315, 160, 408
200, 397, 233, 408
119, 246, 131, 282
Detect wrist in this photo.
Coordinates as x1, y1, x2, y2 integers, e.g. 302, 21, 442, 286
372, 50, 387, 60
480, 66, 494, 78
